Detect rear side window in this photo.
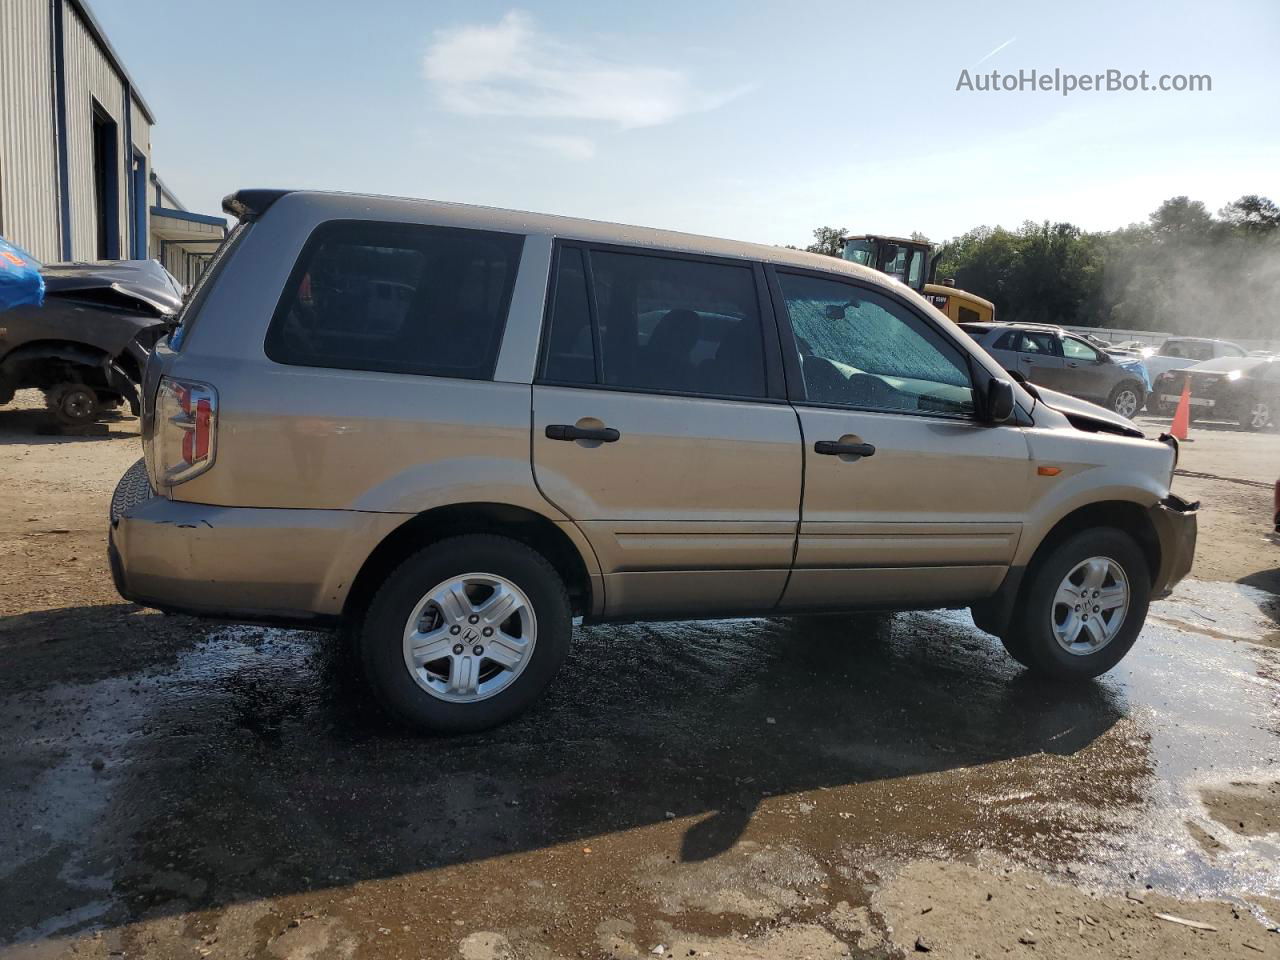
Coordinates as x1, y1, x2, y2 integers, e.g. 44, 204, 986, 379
540, 245, 768, 399
542, 247, 595, 385
992, 330, 1020, 350
265, 220, 523, 379
1018, 332, 1060, 355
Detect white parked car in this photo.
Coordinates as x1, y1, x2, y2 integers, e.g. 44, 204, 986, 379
1143, 337, 1248, 380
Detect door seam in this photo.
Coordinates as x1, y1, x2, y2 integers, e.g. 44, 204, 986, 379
775, 405, 807, 608
527, 383, 608, 614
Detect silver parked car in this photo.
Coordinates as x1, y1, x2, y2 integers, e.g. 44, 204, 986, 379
109, 190, 1197, 732
1143, 337, 1249, 380
960, 322, 1148, 418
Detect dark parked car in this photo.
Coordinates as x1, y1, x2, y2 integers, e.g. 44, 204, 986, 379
960, 322, 1148, 418
0, 259, 182, 424
1151, 357, 1278, 431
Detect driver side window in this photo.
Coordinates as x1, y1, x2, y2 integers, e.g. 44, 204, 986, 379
1062, 337, 1100, 362
777, 272, 975, 416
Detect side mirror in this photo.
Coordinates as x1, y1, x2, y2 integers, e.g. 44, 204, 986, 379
985, 377, 1016, 423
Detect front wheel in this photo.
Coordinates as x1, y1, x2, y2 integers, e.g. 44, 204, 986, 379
359, 534, 572, 733
46, 383, 100, 426
1001, 528, 1150, 680
1241, 398, 1273, 432
1108, 382, 1143, 419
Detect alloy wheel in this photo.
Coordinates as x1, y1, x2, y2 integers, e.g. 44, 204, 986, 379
401, 572, 537, 702
1113, 389, 1140, 419
1249, 401, 1272, 430
1051, 556, 1130, 656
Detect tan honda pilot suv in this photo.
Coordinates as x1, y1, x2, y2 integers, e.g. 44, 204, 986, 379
109, 190, 1198, 732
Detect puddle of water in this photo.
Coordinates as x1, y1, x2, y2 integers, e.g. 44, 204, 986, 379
1, 583, 1278, 946
1064, 586, 1280, 898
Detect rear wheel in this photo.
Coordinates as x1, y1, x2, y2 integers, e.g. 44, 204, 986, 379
1108, 382, 1143, 419
1001, 528, 1150, 680
359, 534, 572, 733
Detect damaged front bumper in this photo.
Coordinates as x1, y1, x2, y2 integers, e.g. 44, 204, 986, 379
1148, 493, 1198, 599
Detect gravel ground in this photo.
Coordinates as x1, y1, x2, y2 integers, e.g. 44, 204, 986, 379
1, 391, 1278, 959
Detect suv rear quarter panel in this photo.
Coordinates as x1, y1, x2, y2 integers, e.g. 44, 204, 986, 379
154, 195, 603, 614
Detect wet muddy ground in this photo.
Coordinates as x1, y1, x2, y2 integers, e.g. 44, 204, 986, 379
1, 393, 1279, 958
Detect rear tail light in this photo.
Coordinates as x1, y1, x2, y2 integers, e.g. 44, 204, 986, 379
148, 377, 218, 487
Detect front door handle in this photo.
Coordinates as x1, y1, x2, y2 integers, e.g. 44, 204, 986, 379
545, 423, 620, 443
814, 440, 876, 458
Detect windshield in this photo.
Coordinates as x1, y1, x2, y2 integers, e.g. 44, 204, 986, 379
841, 238, 875, 267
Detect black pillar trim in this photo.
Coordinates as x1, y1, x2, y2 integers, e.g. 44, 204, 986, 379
51, 0, 72, 260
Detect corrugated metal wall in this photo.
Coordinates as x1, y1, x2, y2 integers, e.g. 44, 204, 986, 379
62, 0, 127, 260
0, 0, 61, 262
130, 93, 150, 164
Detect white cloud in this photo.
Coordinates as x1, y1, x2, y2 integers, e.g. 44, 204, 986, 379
423, 11, 747, 129
525, 134, 597, 160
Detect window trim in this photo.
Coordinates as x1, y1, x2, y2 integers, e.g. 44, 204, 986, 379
534, 239, 787, 403
263, 218, 525, 381
765, 264, 982, 422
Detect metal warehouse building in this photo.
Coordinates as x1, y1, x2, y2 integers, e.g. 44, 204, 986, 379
0, 0, 223, 285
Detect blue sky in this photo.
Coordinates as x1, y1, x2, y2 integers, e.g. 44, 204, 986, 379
94, 0, 1279, 246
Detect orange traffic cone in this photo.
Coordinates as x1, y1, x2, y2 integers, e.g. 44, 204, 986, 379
1169, 377, 1191, 441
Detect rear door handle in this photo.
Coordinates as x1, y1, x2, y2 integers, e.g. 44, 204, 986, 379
545, 424, 620, 443
814, 440, 876, 458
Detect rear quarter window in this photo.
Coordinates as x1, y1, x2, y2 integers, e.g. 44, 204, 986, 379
992, 330, 1021, 351
265, 220, 524, 379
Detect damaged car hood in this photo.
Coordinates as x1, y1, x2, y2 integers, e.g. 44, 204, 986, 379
1033, 386, 1145, 438
40, 259, 184, 316
0, 260, 181, 370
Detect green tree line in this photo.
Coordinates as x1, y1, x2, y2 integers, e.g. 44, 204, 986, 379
804, 195, 1280, 340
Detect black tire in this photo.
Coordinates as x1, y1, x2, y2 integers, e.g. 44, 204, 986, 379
46, 383, 100, 426
358, 534, 572, 734
1001, 528, 1150, 680
1107, 381, 1144, 419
